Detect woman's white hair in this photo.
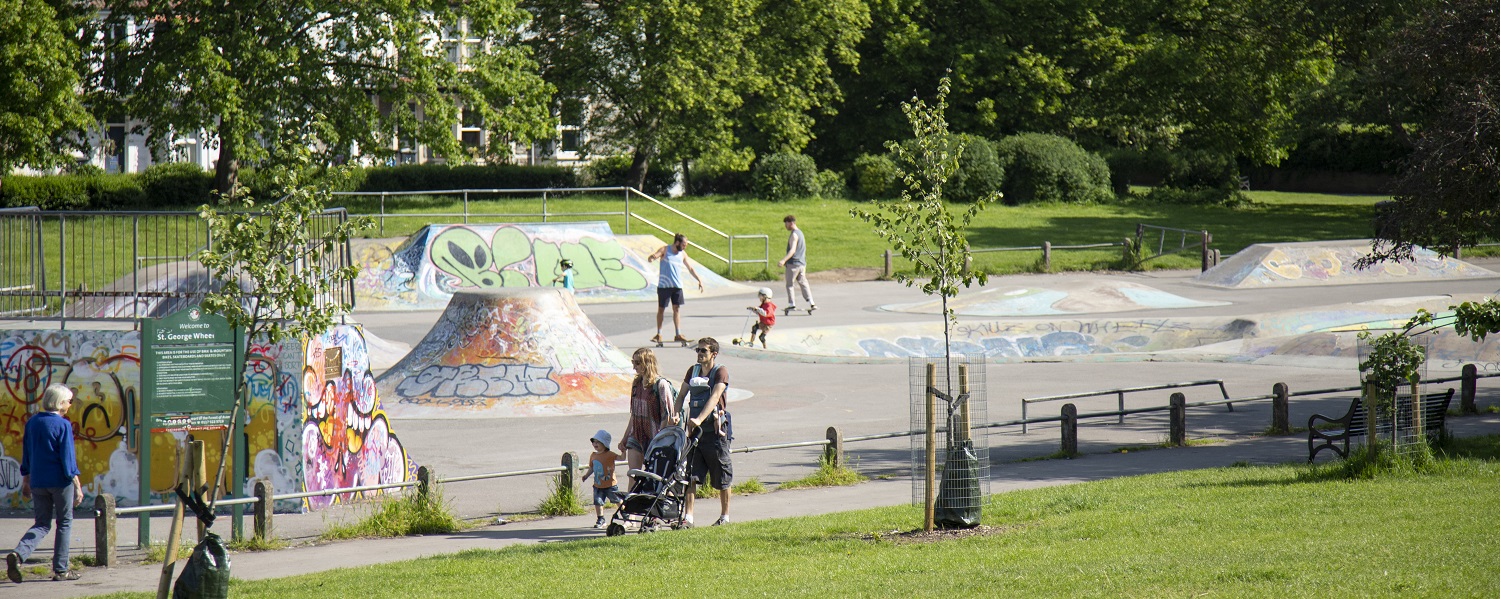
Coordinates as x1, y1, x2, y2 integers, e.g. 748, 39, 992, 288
41, 383, 74, 412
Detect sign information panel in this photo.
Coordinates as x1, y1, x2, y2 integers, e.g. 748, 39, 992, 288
143, 305, 238, 416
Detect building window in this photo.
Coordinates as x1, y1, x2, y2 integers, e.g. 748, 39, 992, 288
561, 129, 581, 153
106, 125, 127, 173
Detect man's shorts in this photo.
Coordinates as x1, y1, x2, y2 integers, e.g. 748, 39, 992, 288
593, 485, 623, 506
688, 432, 733, 490
657, 287, 685, 308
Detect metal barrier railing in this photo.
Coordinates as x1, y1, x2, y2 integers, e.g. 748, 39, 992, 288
96, 367, 1495, 559
331, 187, 771, 277
0, 207, 355, 322
1021, 380, 1230, 433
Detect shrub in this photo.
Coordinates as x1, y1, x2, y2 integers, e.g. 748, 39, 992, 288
686, 162, 752, 195
752, 153, 819, 201
580, 155, 675, 195
0, 174, 146, 209
140, 162, 214, 207
892, 134, 1004, 203
852, 153, 900, 199
994, 133, 1113, 204
814, 169, 846, 199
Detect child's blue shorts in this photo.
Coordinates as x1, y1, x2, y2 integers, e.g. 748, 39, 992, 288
593, 485, 623, 506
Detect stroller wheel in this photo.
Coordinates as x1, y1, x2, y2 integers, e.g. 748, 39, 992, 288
605, 522, 626, 537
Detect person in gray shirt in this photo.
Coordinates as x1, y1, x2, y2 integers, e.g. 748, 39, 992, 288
778, 214, 816, 315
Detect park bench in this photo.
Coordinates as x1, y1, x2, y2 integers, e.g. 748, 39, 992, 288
1307, 387, 1454, 462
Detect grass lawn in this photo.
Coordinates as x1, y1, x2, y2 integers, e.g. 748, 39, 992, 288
96, 436, 1499, 598
326, 190, 1407, 278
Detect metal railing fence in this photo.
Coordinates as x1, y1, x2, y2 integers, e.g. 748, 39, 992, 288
0, 207, 355, 322
95, 368, 1494, 558
330, 187, 770, 277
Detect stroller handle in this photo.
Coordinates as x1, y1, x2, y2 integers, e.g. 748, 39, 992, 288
627, 469, 665, 483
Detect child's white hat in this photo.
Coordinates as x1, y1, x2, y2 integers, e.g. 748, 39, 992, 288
757, 287, 773, 298
590, 429, 611, 447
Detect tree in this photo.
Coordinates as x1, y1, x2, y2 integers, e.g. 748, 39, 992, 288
1358, 297, 1498, 438
813, 0, 1337, 183
0, 0, 90, 182
524, 0, 867, 189
1359, 0, 1498, 263
851, 77, 997, 531
195, 151, 371, 507
91, 0, 556, 195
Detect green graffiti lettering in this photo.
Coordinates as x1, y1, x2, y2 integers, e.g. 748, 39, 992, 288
489, 227, 535, 287
580, 238, 647, 290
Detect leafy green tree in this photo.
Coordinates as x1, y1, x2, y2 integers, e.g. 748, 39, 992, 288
1358, 297, 1498, 428
815, 0, 1336, 183
195, 152, 372, 503
0, 0, 90, 183
525, 0, 867, 189
91, 0, 556, 195
852, 77, 997, 372
1358, 0, 1498, 263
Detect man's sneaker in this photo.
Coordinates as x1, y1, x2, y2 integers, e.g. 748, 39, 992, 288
672, 334, 689, 343
650, 334, 662, 343
782, 306, 795, 316
808, 304, 817, 314
713, 515, 730, 526
51, 570, 81, 582
7, 553, 21, 583
594, 516, 606, 528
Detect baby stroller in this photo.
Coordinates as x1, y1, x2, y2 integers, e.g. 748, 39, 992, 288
604, 424, 697, 536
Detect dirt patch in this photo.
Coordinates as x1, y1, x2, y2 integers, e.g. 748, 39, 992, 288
807, 267, 884, 283
853, 524, 1019, 545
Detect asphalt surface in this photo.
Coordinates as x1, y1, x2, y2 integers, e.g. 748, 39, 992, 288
3, 261, 1497, 597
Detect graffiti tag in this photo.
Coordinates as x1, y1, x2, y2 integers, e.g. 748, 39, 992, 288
394, 364, 560, 399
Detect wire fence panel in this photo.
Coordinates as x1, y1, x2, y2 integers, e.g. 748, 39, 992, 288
909, 356, 989, 516
0, 209, 354, 322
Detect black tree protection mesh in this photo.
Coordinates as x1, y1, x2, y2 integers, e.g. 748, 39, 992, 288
909, 357, 989, 528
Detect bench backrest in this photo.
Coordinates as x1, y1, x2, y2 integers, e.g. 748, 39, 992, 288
1357, 388, 1453, 438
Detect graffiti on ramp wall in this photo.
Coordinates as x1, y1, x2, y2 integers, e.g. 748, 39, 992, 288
0, 326, 412, 511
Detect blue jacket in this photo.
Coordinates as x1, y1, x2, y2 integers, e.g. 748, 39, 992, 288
21, 412, 80, 488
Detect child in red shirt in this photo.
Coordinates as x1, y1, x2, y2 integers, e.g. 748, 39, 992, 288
747, 287, 777, 348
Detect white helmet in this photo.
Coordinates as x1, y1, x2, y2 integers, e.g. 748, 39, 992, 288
757, 287, 773, 298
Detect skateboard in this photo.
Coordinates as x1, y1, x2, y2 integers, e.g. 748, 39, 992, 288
653, 335, 691, 348
782, 305, 817, 316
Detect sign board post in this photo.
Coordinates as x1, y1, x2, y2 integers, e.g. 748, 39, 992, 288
139, 305, 242, 547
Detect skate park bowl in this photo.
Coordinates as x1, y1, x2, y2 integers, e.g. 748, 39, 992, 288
352, 221, 752, 311
375, 288, 637, 418
1193, 239, 1495, 288
742, 293, 1497, 372
879, 281, 1229, 316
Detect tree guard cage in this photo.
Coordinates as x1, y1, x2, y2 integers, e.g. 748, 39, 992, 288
909, 356, 988, 529
1357, 330, 1436, 457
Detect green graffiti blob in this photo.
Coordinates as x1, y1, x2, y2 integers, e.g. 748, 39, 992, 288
429, 226, 648, 292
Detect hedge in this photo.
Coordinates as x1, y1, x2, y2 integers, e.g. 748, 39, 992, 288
751, 153, 819, 202
993, 133, 1113, 204
892, 134, 1004, 203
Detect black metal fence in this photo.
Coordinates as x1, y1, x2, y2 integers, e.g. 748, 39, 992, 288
0, 207, 355, 322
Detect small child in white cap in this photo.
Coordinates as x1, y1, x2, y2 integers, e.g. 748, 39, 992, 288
583, 429, 623, 527
747, 287, 777, 348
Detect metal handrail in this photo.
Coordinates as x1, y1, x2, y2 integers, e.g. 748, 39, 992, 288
108, 371, 1495, 528
1021, 380, 1229, 433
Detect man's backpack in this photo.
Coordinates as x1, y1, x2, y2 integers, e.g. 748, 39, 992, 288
687, 365, 732, 441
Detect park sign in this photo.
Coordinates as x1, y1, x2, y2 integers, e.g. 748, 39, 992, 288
142, 304, 241, 420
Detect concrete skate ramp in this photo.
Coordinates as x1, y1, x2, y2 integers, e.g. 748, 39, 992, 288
746, 294, 1495, 370
879, 281, 1227, 316
1194, 240, 1494, 289
375, 288, 635, 418
353, 222, 751, 311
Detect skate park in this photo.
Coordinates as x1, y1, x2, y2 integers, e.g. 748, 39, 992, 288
1, 221, 1498, 597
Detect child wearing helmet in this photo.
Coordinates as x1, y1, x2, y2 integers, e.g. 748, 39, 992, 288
552, 259, 576, 291
747, 288, 777, 348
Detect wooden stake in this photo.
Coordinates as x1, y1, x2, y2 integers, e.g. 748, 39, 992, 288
924, 363, 936, 532
156, 443, 189, 599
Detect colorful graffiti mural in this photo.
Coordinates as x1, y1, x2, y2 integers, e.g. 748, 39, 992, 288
755, 294, 1497, 368
0, 325, 413, 512
880, 281, 1228, 316
376, 288, 635, 418
1195, 240, 1495, 289
353, 223, 753, 310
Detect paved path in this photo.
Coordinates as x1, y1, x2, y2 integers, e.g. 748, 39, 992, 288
3, 263, 1496, 597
